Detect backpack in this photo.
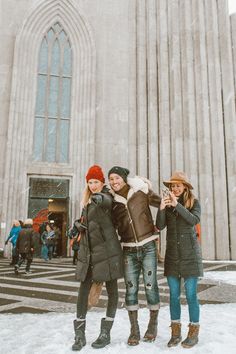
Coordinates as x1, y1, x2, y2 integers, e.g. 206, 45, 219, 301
195, 223, 201, 243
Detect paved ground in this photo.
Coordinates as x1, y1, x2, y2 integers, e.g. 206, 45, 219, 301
0, 258, 235, 314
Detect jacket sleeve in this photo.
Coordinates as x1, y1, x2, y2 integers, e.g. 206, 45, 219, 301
91, 192, 112, 210
16, 232, 20, 250
175, 199, 201, 226
30, 232, 35, 249
156, 209, 167, 230
148, 190, 161, 207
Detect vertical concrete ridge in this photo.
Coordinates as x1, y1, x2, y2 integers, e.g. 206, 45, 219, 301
217, 0, 236, 260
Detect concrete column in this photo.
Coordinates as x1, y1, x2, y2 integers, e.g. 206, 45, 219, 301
136, 0, 148, 176
146, 0, 159, 187
218, 0, 236, 260
128, 0, 137, 175
168, 0, 184, 171
205, 0, 229, 259
192, 0, 215, 259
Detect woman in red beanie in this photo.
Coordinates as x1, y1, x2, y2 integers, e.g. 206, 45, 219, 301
72, 165, 123, 351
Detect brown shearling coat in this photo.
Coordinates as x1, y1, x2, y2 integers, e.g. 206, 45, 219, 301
111, 177, 161, 244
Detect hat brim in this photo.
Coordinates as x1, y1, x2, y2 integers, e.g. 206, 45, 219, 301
163, 180, 193, 190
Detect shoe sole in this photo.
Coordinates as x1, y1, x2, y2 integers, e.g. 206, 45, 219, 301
91, 342, 110, 349
143, 337, 156, 342
181, 341, 198, 348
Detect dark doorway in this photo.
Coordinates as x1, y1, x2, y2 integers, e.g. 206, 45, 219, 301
28, 178, 70, 257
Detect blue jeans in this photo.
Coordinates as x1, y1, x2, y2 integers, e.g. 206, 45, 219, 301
123, 240, 160, 310
167, 276, 200, 323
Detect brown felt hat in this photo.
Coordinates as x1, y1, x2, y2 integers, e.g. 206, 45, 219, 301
163, 171, 193, 190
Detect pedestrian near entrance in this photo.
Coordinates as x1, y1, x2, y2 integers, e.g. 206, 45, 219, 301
72, 165, 123, 351
156, 171, 203, 349
108, 166, 161, 346
41, 223, 55, 260
5, 220, 21, 265
14, 219, 35, 274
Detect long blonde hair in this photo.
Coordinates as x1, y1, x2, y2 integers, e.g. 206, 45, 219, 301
80, 186, 92, 208
182, 186, 195, 209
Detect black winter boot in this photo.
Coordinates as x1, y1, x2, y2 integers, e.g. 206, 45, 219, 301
127, 311, 140, 346
72, 319, 86, 351
143, 310, 159, 342
181, 323, 199, 348
167, 322, 182, 347
91, 318, 113, 348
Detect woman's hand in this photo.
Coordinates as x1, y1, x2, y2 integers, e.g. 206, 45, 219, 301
160, 196, 172, 209
168, 191, 178, 207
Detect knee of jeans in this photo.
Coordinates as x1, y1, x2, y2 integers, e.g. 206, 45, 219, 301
186, 291, 197, 303
126, 280, 138, 293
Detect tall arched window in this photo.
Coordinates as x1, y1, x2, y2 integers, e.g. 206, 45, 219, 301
33, 22, 72, 163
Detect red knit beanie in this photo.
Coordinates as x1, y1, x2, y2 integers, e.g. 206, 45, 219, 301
86, 165, 105, 183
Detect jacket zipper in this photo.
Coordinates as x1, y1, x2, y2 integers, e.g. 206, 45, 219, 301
125, 204, 139, 243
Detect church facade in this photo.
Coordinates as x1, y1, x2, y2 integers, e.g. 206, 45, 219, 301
0, 0, 236, 259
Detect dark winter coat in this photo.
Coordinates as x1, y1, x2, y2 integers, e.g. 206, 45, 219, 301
156, 196, 203, 278
16, 225, 34, 254
76, 186, 123, 282
111, 177, 161, 244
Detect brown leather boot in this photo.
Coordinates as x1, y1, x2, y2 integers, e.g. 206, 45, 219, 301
143, 310, 159, 342
167, 322, 182, 347
181, 323, 200, 348
127, 311, 140, 346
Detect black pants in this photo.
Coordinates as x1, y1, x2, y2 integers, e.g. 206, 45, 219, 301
73, 250, 78, 264
76, 268, 118, 319
17, 253, 33, 271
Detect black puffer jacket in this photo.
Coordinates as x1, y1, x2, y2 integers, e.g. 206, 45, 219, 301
156, 196, 203, 278
76, 186, 123, 282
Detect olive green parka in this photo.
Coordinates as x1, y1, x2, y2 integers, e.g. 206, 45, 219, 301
156, 196, 203, 278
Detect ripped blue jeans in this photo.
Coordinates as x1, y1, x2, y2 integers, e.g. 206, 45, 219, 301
123, 240, 160, 310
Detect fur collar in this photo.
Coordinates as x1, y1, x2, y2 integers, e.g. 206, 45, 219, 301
113, 176, 151, 205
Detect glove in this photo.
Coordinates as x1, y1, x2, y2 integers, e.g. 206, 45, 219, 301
91, 193, 103, 205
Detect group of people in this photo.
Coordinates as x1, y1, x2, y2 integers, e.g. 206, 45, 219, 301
71, 165, 203, 351
5, 218, 36, 274
5, 219, 62, 272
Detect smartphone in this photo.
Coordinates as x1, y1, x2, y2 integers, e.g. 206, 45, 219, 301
162, 188, 170, 198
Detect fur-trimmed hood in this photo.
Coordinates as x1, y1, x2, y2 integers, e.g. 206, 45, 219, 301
113, 176, 152, 205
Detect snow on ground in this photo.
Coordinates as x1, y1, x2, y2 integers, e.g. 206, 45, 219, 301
1, 303, 236, 354
203, 271, 236, 285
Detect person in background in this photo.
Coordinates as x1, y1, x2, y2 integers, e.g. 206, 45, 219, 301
108, 166, 161, 346
156, 171, 203, 349
41, 223, 55, 261
5, 220, 22, 265
53, 224, 61, 257
14, 219, 35, 274
72, 165, 123, 351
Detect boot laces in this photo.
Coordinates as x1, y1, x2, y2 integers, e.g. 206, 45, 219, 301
188, 325, 199, 338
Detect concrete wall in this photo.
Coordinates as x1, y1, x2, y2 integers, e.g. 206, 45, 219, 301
0, 0, 236, 260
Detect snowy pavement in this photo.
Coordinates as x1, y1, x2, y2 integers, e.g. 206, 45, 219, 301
0, 304, 236, 354
0, 258, 236, 353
